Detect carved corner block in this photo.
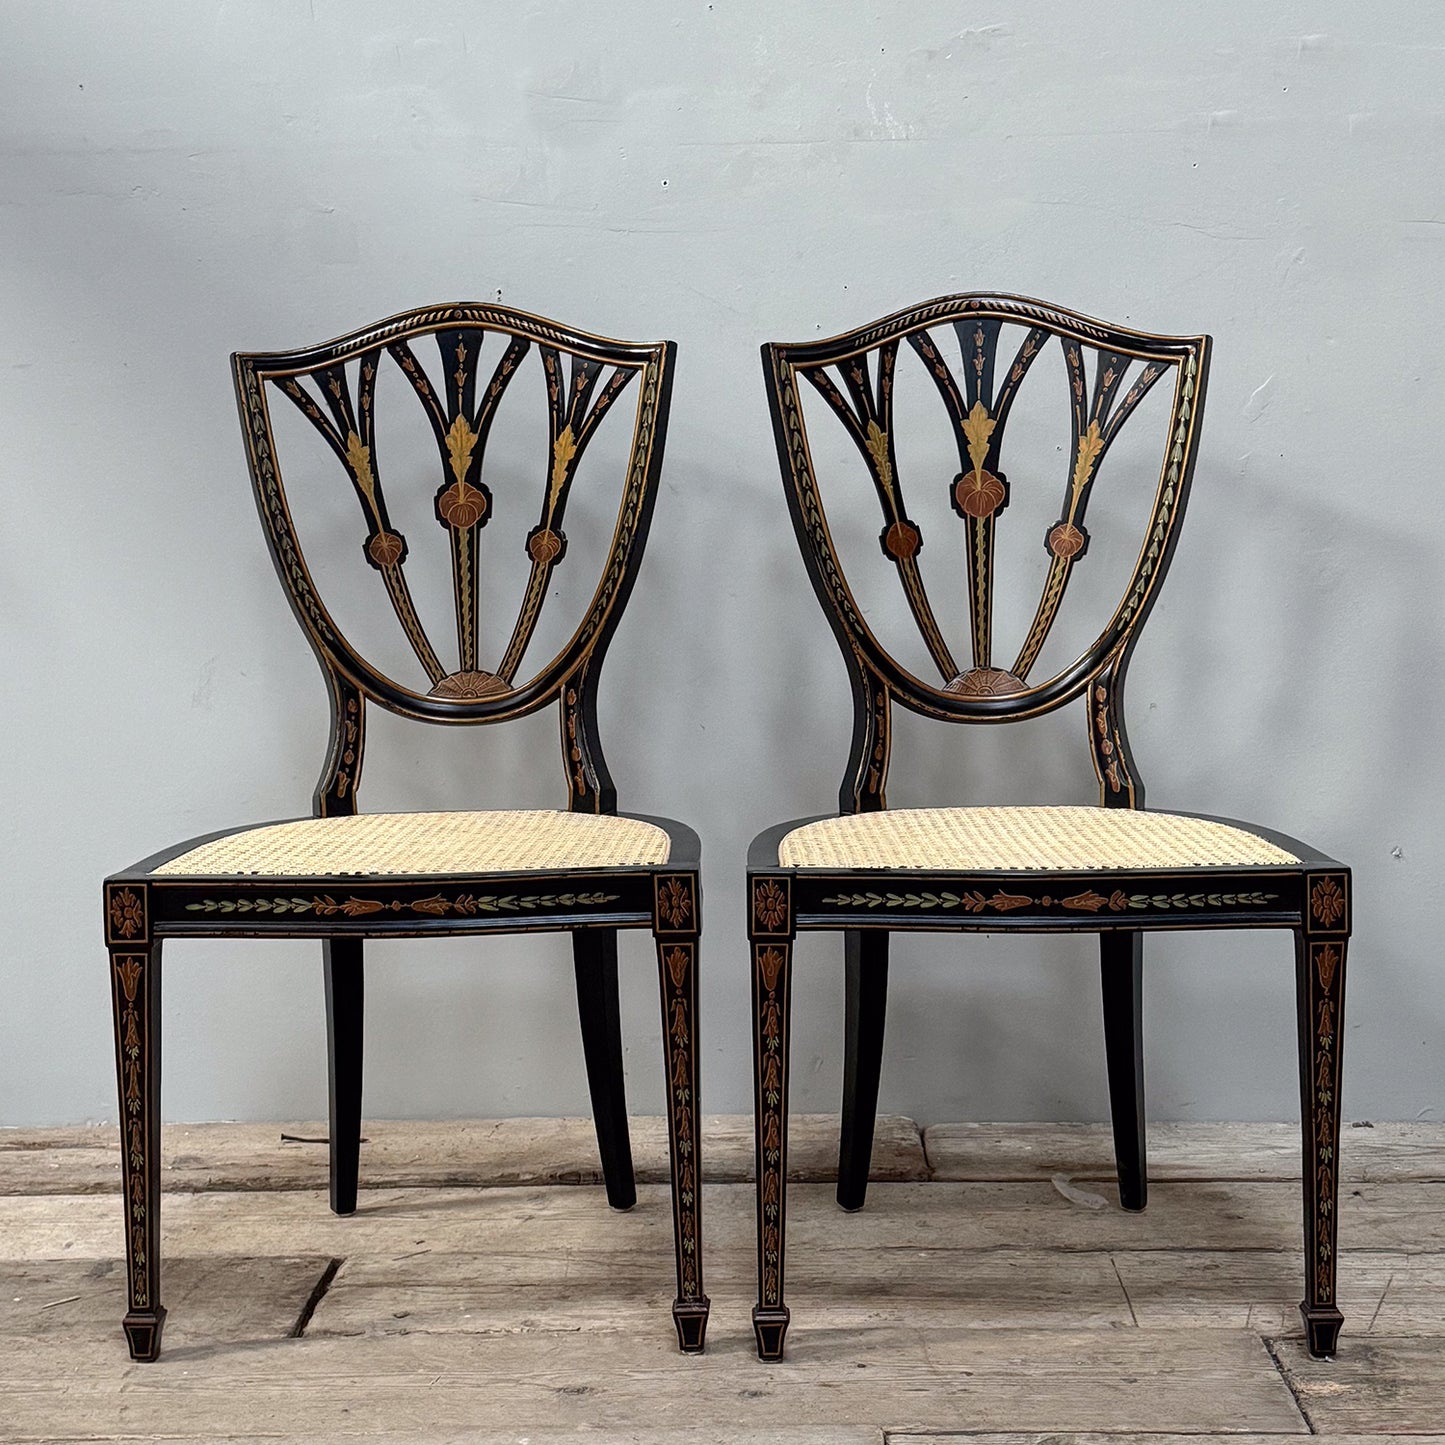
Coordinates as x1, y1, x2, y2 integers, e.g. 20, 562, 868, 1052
750, 875, 793, 939
653, 872, 699, 937
105, 882, 150, 948
1305, 872, 1349, 937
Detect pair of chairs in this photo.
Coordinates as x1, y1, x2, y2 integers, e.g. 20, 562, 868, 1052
105, 295, 1350, 1367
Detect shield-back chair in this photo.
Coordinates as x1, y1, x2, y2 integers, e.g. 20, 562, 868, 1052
104, 303, 707, 1360
748, 292, 1349, 1361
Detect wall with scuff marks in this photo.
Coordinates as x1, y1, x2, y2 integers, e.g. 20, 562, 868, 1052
2, 2, 1442, 1127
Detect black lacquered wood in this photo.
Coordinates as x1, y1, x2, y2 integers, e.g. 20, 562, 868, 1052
102, 305, 705, 1360
1100, 930, 1146, 1211
235, 304, 676, 764
108, 940, 165, 1363
574, 928, 636, 1210
752, 293, 1352, 1363
749, 875, 794, 1361
324, 937, 364, 1217
837, 929, 889, 1212
762, 293, 1210, 749
1297, 870, 1350, 1358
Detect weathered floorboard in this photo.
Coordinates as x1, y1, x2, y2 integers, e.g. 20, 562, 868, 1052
897, 1437, 1445, 1445
1269, 1334, 1445, 1432
1111, 1248, 1445, 1335
3, 1181, 1442, 1262
312, 1245, 1445, 1341
310, 1245, 1135, 1337
0, 1115, 925, 1195
923, 1121, 1445, 1183
10, 1118, 1443, 1195
0, 1329, 1307, 1436
3, 1124, 1442, 1439
0, 1256, 327, 1345
15, 1435, 882, 1445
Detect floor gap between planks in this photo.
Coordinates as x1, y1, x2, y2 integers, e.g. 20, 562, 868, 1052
1263, 1332, 1319, 1433
1, 1117, 1443, 1439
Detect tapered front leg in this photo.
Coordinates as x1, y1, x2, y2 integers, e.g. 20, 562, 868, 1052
107, 907, 165, 1361
324, 937, 364, 1216
653, 873, 708, 1352
750, 874, 794, 1360
1100, 929, 1147, 1211
1297, 871, 1351, 1358
838, 929, 889, 1212
573, 928, 636, 1210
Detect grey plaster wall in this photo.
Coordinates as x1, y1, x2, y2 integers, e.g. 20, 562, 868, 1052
2, 2, 1442, 1127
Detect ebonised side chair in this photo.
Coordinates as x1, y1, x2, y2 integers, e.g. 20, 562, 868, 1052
748, 293, 1350, 1361
103, 303, 707, 1360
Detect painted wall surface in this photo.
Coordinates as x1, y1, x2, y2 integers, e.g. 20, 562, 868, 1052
2, 2, 1442, 1127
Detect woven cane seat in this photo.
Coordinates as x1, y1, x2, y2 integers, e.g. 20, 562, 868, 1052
153, 809, 671, 877
777, 806, 1298, 872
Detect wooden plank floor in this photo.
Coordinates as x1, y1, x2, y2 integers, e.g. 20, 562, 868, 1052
1, 1117, 1442, 1441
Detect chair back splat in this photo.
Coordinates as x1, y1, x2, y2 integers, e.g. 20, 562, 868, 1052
233, 304, 676, 818
761, 294, 1210, 814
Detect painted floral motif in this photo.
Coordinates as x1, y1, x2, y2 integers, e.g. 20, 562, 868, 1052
753, 879, 789, 933
758, 946, 785, 991
1061, 889, 1127, 912
1072, 419, 1105, 493
863, 420, 892, 486
1306, 938, 1345, 1303
366, 531, 405, 567
1311, 878, 1346, 930
549, 425, 578, 502
344, 430, 377, 509
1008, 333, 1040, 384
883, 520, 921, 559
755, 940, 788, 1308
527, 528, 563, 564
1117, 354, 1197, 630
961, 398, 996, 474
658, 876, 694, 931
444, 414, 479, 483
819, 888, 1279, 914
183, 891, 618, 917
665, 945, 690, 990
562, 686, 584, 793
1048, 521, 1086, 559
108, 888, 144, 940
955, 469, 1006, 519
437, 479, 488, 529
659, 940, 701, 1300
333, 693, 359, 801
112, 954, 150, 1308
1060, 338, 1080, 388
1094, 681, 1124, 795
